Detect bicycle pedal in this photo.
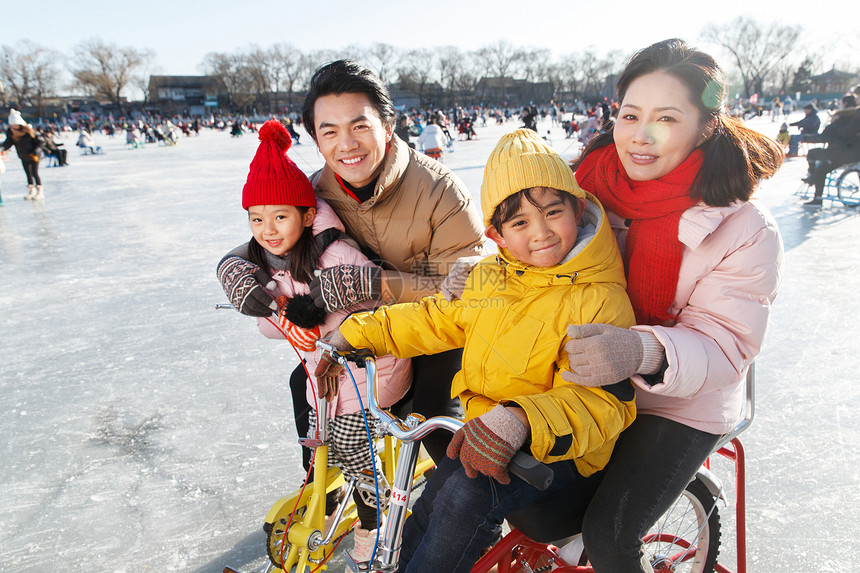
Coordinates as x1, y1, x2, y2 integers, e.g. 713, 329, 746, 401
343, 550, 374, 572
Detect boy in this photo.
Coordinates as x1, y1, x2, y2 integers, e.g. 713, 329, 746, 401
320, 129, 640, 572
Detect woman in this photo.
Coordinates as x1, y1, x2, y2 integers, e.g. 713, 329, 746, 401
2, 109, 44, 200
564, 39, 784, 571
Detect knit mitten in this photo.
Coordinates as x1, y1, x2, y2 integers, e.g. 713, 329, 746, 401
309, 265, 382, 313
447, 405, 528, 484
217, 255, 277, 317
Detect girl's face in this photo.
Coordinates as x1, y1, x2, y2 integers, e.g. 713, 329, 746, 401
248, 204, 315, 257
614, 71, 711, 181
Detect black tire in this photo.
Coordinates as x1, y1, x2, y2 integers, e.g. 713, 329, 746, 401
837, 169, 860, 206
642, 476, 721, 573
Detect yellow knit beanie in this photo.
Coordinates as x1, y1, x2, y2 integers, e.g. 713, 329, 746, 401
480, 128, 585, 226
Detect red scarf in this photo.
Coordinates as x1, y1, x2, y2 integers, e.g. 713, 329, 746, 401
575, 144, 703, 325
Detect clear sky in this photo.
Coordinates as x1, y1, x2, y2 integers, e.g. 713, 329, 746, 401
5, 0, 858, 80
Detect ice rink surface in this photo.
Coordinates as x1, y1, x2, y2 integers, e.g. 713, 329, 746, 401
1, 113, 857, 572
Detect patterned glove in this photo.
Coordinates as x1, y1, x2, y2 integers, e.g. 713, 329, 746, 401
447, 405, 528, 484
440, 255, 483, 301
561, 324, 658, 387
309, 265, 382, 312
217, 255, 277, 317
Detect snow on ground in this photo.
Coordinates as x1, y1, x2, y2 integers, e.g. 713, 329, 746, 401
0, 113, 857, 572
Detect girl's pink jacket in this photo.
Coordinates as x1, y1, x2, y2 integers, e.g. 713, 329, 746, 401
256, 199, 412, 418
610, 199, 783, 434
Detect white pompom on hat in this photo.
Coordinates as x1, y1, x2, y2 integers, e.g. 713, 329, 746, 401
8, 109, 27, 126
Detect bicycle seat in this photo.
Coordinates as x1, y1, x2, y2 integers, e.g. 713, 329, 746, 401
505, 471, 601, 543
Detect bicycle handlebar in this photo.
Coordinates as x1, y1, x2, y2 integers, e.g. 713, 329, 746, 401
316, 342, 554, 491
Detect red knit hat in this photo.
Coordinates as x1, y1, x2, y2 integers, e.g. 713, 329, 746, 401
242, 119, 316, 210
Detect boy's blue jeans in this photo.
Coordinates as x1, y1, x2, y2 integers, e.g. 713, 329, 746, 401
395, 453, 592, 573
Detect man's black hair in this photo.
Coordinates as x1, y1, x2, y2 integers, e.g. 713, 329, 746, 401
302, 60, 396, 140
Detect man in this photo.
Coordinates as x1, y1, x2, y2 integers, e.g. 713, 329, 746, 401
217, 60, 487, 465
787, 103, 821, 157
803, 93, 860, 206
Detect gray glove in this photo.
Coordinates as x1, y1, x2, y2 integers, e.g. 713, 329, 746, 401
562, 324, 660, 387
440, 255, 483, 301
216, 255, 277, 317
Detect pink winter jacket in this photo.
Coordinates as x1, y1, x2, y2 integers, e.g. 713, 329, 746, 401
255, 199, 412, 418
607, 199, 783, 434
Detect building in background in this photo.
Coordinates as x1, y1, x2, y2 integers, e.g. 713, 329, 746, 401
147, 76, 224, 117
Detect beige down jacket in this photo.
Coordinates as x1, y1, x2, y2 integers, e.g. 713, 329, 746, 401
311, 134, 489, 303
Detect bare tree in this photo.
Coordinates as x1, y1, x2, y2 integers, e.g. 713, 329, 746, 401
365, 43, 399, 84
243, 46, 273, 114
573, 49, 623, 101
769, 57, 795, 96
474, 40, 523, 79
0, 40, 62, 117
437, 46, 467, 106
270, 43, 308, 111
702, 17, 801, 97
451, 54, 481, 105
201, 51, 252, 112
71, 38, 152, 116
396, 49, 436, 107
132, 59, 161, 110
520, 48, 553, 84
557, 52, 587, 102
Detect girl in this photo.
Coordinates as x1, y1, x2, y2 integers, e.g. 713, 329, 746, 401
2, 109, 44, 200
565, 39, 784, 571
224, 119, 412, 565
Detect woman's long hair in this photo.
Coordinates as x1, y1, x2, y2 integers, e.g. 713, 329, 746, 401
576, 38, 784, 206
247, 206, 323, 285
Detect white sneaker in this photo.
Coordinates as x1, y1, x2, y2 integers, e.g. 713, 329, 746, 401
346, 526, 376, 572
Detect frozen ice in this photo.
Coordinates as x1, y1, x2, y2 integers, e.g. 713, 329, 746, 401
1, 113, 858, 571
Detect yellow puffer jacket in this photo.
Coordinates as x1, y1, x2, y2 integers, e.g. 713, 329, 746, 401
340, 196, 636, 476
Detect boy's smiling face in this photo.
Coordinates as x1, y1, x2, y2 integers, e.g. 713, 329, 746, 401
486, 187, 585, 268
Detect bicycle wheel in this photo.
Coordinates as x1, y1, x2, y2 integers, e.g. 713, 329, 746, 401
837, 169, 860, 205
642, 477, 721, 573
263, 466, 354, 571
